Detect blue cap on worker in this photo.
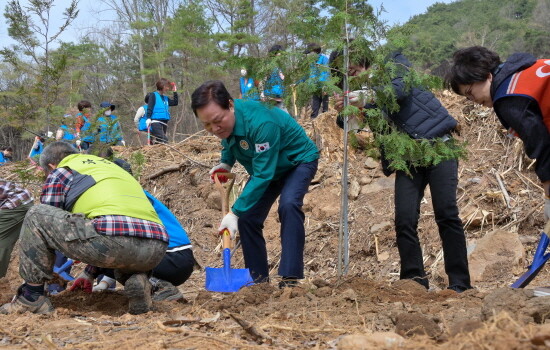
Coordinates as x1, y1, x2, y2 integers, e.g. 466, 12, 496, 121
99, 101, 115, 111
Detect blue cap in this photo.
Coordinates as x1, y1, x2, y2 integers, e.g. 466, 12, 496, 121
99, 102, 115, 111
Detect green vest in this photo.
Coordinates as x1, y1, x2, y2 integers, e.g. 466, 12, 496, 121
58, 154, 161, 224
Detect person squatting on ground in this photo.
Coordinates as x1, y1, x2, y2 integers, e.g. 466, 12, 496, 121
333, 50, 472, 293
191, 80, 319, 288
0, 181, 33, 278
0, 141, 168, 315
447, 46, 550, 220
145, 78, 179, 144
85, 145, 195, 300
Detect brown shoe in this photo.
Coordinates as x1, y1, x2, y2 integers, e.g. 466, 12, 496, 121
125, 273, 152, 315
0, 294, 54, 315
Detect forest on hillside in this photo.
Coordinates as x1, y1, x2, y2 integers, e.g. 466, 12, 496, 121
0, 0, 548, 159
398, 0, 550, 71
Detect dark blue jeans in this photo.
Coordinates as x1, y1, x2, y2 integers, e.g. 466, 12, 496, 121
394, 159, 471, 290
238, 160, 318, 282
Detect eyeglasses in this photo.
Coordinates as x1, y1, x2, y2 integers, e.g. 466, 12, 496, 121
464, 83, 474, 101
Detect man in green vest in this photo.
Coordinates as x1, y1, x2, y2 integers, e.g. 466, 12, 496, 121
192, 80, 319, 287
0, 141, 168, 315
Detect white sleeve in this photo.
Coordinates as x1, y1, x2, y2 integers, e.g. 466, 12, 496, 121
134, 106, 145, 128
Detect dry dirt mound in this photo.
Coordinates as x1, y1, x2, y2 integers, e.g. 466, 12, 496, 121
0, 92, 548, 349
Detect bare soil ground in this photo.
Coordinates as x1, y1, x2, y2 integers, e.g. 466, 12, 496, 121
0, 92, 549, 349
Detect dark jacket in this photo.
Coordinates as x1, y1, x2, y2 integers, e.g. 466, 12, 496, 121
385, 52, 457, 139
490, 53, 550, 182
337, 52, 457, 175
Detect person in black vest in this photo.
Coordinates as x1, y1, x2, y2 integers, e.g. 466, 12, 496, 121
333, 49, 472, 293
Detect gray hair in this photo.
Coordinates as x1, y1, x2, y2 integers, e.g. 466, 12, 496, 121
39, 141, 77, 170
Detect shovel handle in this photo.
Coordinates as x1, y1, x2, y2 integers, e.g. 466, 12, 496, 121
221, 229, 232, 249
214, 173, 236, 249
213, 172, 235, 216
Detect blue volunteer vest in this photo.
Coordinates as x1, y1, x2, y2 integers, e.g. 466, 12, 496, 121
151, 92, 170, 121
138, 105, 148, 131
144, 190, 190, 248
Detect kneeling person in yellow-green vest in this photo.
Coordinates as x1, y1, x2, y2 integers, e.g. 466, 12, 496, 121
192, 80, 319, 288
0, 141, 168, 315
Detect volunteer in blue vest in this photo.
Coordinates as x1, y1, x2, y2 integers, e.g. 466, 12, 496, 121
263, 45, 288, 112
134, 94, 150, 133
304, 43, 330, 118
145, 78, 179, 144
0, 147, 13, 165
191, 80, 319, 288
239, 68, 260, 101
56, 114, 77, 143
98, 102, 125, 146
448, 46, 550, 219
76, 100, 95, 151
0, 141, 168, 315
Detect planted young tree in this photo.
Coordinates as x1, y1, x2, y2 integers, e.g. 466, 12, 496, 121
238, 0, 467, 275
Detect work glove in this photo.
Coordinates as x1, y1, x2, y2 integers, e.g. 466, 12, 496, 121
69, 271, 94, 293
146, 119, 152, 128
92, 276, 116, 292
209, 163, 232, 183
75, 140, 82, 147
545, 198, 550, 221
218, 212, 239, 240
348, 89, 375, 108
171, 82, 178, 92
121, 140, 126, 147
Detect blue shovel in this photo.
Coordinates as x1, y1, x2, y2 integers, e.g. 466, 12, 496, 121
205, 172, 253, 292
511, 223, 550, 288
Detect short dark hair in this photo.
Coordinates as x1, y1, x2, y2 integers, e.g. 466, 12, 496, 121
305, 42, 321, 54
191, 80, 233, 117
4, 147, 13, 152
268, 44, 284, 55
447, 46, 502, 95
40, 141, 77, 170
156, 78, 171, 91
77, 100, 92, 112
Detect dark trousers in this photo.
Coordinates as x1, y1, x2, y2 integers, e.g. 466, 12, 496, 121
238, 160, 318, 282
150, 121, 168, 144
152, 248, 195, 286
310, 94, 328, 118
98, 248, 194, 286
394, 159, 471, 290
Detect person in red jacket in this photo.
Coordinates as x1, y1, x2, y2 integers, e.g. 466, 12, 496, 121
447, 46, 550, 220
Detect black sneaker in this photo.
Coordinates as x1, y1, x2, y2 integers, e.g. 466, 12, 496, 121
152, 280, 183, 301
278, 277, 299, 289
447, 285, 473, 293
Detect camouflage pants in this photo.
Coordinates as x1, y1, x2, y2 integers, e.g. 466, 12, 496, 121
19, 204, 167, 284
0, 203, 33, 278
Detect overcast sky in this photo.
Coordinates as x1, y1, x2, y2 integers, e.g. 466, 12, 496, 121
0, 0, 456, 46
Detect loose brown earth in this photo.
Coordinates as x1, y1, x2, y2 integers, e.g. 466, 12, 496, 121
1, 92, 550, 349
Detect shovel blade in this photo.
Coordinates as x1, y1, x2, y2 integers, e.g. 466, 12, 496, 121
205, 248, 253, 292
511, 232, 550, 288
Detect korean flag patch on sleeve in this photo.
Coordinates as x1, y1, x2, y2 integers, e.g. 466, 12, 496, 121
255, 142, 270, 153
